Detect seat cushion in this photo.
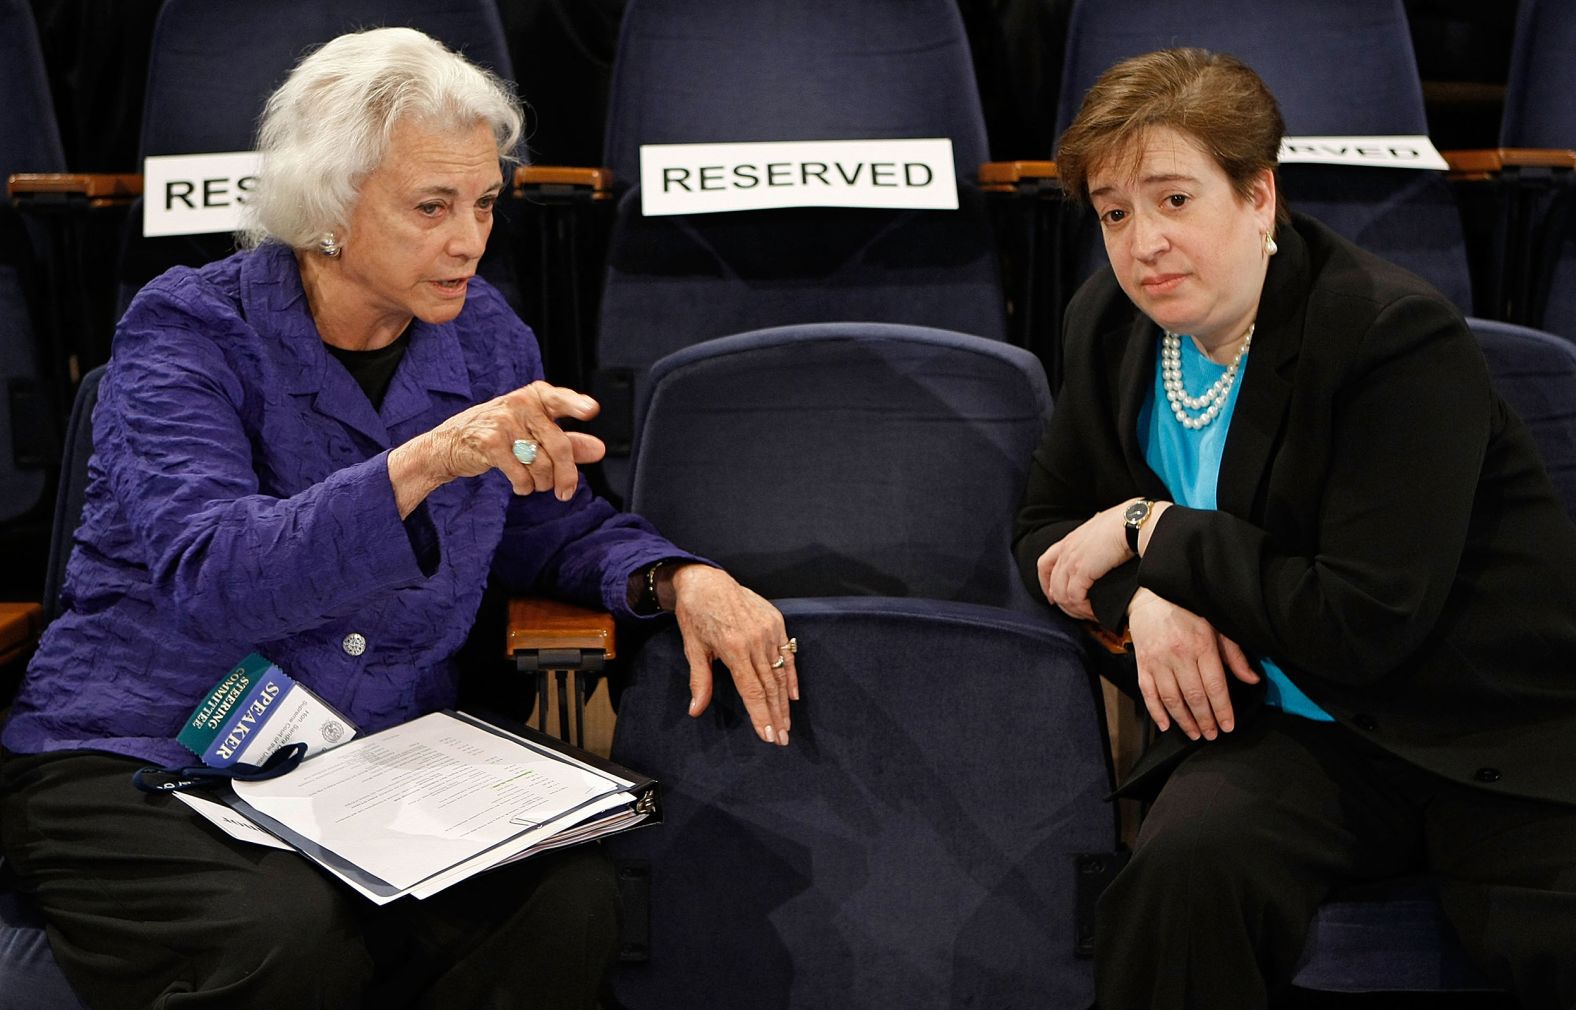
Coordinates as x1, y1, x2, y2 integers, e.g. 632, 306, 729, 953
0, 885, 86, 1009
1291, 879, 1505, 993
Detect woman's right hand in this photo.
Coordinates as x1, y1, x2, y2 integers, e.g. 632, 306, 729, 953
388, 381, 606, 516
1127, 587, 1260, 741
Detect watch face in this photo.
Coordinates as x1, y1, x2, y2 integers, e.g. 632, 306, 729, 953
1124, 501, 1150, 526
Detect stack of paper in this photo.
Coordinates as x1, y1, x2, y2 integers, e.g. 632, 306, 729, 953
177, 710, 657, 904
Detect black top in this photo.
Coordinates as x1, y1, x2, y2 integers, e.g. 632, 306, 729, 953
324, 328, 411, 410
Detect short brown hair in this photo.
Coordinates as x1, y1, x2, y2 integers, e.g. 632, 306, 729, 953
1056, 48, 1289, 227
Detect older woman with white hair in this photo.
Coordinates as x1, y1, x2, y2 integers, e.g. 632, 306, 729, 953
0, 27, 798, 1008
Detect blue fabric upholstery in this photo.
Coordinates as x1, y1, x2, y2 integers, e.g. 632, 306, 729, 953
1056, 0, 1473, 311
0, 0, 66, 176
591, 0, 1006, 498
0, 882, 85, 1010
42, 366, 102, 625
1292, 317, 1576, 994
608, 596, 1115, 1009
0, 368, 100, 1009
1057, 0, 1425, 139
1501, 0, 1576, 150
1499, 0, 1576, 342
1472, 317, 1576, 516
604, 0, 988, 185
1291, 879, 1501, 993
628, 323, 1050, 610
0, 0, 64, 526
140, 0, 513, 158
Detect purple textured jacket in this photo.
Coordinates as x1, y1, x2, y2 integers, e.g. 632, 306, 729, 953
3, 244, 693, 766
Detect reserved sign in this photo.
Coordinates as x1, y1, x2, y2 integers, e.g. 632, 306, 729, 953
639, 138, 959, 216
143, 151, 262, 237
1278, 135, 1449, 171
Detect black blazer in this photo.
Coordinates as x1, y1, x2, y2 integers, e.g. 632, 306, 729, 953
1016, 214, 1576, 806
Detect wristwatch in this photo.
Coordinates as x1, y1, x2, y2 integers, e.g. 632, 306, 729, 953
1123, 500, 1155, 554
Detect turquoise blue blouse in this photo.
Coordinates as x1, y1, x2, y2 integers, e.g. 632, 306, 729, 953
1138, 331, 1333, 721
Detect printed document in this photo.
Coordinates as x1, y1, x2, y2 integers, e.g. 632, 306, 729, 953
230, 711, 648, 903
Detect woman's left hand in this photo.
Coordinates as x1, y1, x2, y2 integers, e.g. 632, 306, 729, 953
1036, 499, 1142, 620
666, 564, 798, 747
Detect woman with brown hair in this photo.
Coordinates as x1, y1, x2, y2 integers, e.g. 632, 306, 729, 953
1018, 47, 1576, 1008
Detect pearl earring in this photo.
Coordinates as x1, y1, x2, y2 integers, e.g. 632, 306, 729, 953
319, 232, 342, 258
1263, 231, 1278, 257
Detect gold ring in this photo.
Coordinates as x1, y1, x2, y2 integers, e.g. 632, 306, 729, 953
770, 656, 787, 669
779, 638, 798, 654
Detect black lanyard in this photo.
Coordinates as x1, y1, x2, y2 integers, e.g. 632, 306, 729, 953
131, 741, 308, 793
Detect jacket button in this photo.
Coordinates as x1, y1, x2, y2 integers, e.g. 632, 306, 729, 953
342, 632, 367, 657
1354, 714, 1378, 731
1474, 767, 1502, 784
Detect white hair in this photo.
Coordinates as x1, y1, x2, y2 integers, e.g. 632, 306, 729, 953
240, 26, 523, 249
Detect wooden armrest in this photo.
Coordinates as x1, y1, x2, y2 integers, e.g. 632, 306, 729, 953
978, 160, 1059, 193
512, 165, 615, 201
1442, 148, 1576, 182
8, 172, 144, 208
506, 597, 616, 669
1083, 620, 1133, 657
0, 602, 44, 668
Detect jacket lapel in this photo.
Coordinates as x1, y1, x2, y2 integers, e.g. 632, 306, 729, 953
241, 247, 478, 448
1216, 225, 1309, 517
379, 320, 474, 436
1106, 221, 1310, 516
242, 246, 392, 446
1114, 314, 1173, 500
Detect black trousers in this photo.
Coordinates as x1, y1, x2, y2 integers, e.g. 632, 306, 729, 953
1095, 710, 1576, 1010
0, 749, 622, 1010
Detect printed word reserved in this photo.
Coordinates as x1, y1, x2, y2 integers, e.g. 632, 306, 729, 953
143, 151, 263, 237
1278, 136, 1449, 171
639, 138, 958, 216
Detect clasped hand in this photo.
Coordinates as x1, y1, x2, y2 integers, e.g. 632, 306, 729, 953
1035, 499, 1138, 621
1036, 502, 1259, 740
1128, 588, 1259, 741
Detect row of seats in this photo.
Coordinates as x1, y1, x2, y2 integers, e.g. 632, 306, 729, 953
6, 0, 1576, 528
6, 0, 1576, 1005
9, 310, 1576, 1005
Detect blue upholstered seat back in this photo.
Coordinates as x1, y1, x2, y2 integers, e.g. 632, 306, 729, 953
140, 0, 513, 158
609, 596, 1114, 1009
0, 367, 99, 1008
603, 0, 987, 185
1501, 0, 1576, 151
1499, 0, 1576, 342
1471, 317, 1576, 517
0, 0, 65, 526
591, 0, 1008, 497
629, 323, 1050, 610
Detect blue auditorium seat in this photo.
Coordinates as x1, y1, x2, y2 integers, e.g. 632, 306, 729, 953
587, 0, 1009, 499
1498, 0, 1576, 342
1471, 317, 1576, 513
628, 321, 1051, 611
0, 0, 67, 532
608, 596, 1116, 1009
0, 366, 100, 1010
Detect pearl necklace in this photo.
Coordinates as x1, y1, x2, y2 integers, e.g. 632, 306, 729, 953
1161, 324, 1254, 430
